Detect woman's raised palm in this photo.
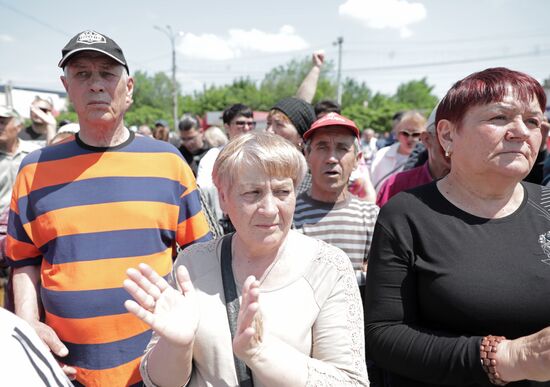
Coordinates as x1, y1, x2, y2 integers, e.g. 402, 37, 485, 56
124, 263, 199, 346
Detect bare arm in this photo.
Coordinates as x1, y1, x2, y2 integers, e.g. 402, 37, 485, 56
295, 51, 325, 103
13, 265, 75, 378
13, 265, 41, 322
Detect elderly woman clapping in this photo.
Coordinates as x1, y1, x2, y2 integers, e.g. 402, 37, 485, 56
124, 132, 368, 387
364, 67, 550, 387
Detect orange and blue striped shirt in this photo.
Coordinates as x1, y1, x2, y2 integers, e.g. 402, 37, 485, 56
6, 132, 211, 386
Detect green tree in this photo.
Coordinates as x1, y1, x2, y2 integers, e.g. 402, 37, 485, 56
123, 56, 440, 134
393, 78, 438, 111
259, 56, 335, 107
131, 70, 178, 114
341, 78, 372, 109
125, 105, 168, 127
56, 111, 78, 125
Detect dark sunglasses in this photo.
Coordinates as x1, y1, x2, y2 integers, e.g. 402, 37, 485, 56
399, 130, 422, 139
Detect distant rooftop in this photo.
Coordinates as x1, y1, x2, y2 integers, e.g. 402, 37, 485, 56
0, 84, 67, 97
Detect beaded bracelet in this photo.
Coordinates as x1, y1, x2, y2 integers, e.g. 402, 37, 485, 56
480, 335, 508, 386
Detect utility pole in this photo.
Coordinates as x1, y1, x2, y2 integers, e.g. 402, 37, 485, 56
5, 81, 13, 107
334, 36, 344, 105
155, 25, 181, 131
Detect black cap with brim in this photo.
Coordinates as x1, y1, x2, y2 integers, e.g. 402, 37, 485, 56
58, 30, 129, 73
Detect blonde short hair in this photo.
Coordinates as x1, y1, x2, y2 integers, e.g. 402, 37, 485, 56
204, 126, 228, 147
269, 109, 292, 124
213, 131, 307, 193
395, 111, 427, 130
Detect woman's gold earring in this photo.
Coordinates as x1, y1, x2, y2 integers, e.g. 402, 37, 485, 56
445, 145, 451, 158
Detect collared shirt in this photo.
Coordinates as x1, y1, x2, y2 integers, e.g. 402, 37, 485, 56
0, 140, 40, 214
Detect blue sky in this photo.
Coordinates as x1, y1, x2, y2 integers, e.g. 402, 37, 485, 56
1, 0, 549, 99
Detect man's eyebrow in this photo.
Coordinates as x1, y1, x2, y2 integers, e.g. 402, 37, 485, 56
313, 139, 329, 145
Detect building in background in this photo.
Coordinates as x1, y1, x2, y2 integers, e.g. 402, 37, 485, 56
0, 84, 67, 119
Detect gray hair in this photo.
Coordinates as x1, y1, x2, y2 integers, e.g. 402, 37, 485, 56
213, 131, 307, 193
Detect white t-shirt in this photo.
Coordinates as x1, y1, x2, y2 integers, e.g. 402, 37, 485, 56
0, 308, 73, 386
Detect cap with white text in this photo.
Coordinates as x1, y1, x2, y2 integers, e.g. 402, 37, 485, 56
58, 30, 129, 73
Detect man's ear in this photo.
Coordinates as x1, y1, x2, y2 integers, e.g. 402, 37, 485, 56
15, 122, 24, 134
303, 144, 312, 167
126, 76, 135, 106
60, 76, 69, 93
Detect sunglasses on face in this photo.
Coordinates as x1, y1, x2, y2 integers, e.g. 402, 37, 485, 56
234, 120, 256, 128
399, 130, 422, 139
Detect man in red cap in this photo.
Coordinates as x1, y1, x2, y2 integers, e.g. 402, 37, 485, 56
293, 112, 379, 295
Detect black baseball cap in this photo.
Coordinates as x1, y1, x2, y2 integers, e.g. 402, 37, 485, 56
58, 30, 129, 73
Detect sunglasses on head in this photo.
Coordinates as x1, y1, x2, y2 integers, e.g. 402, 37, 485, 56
399, 130, 422, 139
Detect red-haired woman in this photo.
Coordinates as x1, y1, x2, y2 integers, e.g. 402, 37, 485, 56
365, 67, 550, 386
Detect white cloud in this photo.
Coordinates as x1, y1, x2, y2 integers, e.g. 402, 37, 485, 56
178, 33, 237, 61
339, 0, 426, 38
177, 25, 309, 60
0, 34, 14, 43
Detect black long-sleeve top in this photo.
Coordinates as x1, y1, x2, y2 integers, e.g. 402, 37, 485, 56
364, 181, 550, 387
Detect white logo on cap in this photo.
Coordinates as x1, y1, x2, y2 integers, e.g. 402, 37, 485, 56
76, 31, 107, 45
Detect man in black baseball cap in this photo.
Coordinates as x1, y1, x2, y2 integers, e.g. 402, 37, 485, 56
7, 30, 212, 386
58, 30, 129, 73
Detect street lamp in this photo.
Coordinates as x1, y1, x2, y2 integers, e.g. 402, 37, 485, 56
333, 36, 344, 105
154, 25, 183, 132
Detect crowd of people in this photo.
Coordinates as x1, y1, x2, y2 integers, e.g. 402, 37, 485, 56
1, 29, 550, 387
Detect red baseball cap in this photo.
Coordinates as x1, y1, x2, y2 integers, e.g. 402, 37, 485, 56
303, 112, 360, 141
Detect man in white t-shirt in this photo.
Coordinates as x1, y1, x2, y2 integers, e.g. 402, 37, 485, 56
196, 104, 256, 231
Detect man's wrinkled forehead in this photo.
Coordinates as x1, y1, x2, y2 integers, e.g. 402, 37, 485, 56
311, 125, 356, 141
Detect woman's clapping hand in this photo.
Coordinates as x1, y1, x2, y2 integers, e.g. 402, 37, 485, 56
498, 326, 550, 382
233, 276, 264, 360
124, 263, 199, 347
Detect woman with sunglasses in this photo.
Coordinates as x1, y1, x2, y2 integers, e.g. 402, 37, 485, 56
370, 111, 426, 192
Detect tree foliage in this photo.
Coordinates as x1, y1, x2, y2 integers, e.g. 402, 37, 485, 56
58, 55, 440, 134
341, 78, 372, 108
393, 78, 438, 111
132, 70, 177, 111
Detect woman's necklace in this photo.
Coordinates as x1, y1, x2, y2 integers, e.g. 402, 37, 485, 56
257, 253, 282, 287
232, 240, 283, 287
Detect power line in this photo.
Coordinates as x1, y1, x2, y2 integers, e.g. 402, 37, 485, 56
0, 1, 71, 37
345, 49, 550, 73
345, 32, 550, 46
